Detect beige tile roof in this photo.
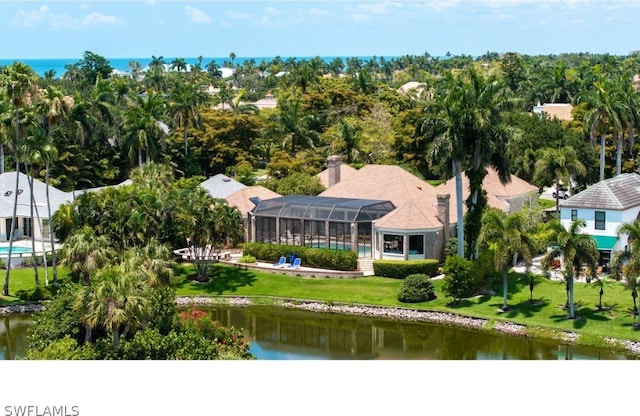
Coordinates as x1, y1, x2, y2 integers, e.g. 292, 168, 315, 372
319, 164, 455, 227
317, 163, 359, 188
541, 103, 573, 121
225, 185, 281, 217
435, 168, 537, 212
374, 200, 442, 230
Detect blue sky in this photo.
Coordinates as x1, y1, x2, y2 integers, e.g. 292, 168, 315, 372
1, 0, 639, 59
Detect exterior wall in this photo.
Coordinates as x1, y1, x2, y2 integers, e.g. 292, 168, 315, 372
560, 206, 640, 253
373, 227, 445, 262
503, 192, 536, 213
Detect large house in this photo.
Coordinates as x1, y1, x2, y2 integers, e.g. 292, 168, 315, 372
559, 173, 640, 268
0, 172, 74, 242
247, 156, 538, 262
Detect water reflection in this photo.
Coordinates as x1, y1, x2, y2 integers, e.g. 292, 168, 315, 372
0, 315, 32, 360
0, 307, 635, 360
205, 306, 634, 360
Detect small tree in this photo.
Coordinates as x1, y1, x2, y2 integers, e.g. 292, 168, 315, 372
590, 276, 614, 310
441, 255, 475, 303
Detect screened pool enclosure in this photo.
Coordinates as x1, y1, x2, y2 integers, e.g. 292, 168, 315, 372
249, 195, 395, 257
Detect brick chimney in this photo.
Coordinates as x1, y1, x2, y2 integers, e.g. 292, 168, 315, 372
436, 193, 450, 240
327, 155, 342, 187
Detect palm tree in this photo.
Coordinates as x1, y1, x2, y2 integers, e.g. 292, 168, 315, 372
121, 238, 177, 289
542, 219, 599, 319
1, 62, 38, 296
170, 57, 188, 73
338, 119, 362, 164
579, 76, 626, 181
76, 265, 150, 351
148, 55, 166, 72
59, 226, 117, 284
168, 78, 208, 157
426, 67, 516, 257
122, 92, 166, 168
37, 86, 71, 285
270, 96, 320, 156
478, 209, 536, 310
590, 275, 614, 310
533, 146, 586, 215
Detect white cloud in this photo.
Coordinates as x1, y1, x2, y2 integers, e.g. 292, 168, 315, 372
12, 6, 122, 30
81, 12, 122, 26
12, 6, 52, 29
308, 8, 328, 17
185, 6, 212, 24
357, 2, 402, 15
352, 13, 370, 22
227, 11, 253, 20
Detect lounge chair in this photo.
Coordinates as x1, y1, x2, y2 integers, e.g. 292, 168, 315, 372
272, 256, 286, 267
287, 257, 301, 269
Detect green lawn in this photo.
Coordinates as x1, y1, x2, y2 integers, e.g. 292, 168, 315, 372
5, 263, 640, 349
0, 267, 60, 304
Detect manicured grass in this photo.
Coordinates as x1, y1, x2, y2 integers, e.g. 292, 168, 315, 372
175, 263, 640, 345
0, 267, 61, 304
7, 263, 640, 349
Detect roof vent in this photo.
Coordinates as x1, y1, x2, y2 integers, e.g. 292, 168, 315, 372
223, 178, 231, 182
17, 189, 23, 195
4, 191, 11, 197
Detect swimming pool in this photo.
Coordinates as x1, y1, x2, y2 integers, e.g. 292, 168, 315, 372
0, 247, 32, 254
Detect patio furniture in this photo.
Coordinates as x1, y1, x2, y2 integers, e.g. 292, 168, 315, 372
287, 257, 301, 269
272, 256, 286, 267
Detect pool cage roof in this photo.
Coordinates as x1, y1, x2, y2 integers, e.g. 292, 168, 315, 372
251, 195, 396, 223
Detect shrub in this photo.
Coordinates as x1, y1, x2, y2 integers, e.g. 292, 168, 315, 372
397, 274, 436, 303
15, 285, 53, 301
373, 259, 439, 279
238, 255, 257, 264
441, 255, 476, 302
242, 243, 358, 270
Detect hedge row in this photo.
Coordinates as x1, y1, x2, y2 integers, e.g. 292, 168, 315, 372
373, 259, 440, 279
242, 242, 358, 271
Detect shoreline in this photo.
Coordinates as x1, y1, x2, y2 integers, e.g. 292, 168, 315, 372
5, 296, 640, 358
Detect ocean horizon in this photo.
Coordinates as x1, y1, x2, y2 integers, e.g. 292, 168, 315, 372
0, 55, 401, 78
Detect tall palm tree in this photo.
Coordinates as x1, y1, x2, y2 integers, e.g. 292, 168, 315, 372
542, 219, 599, 319
579, 76, 626, 181
1, 62, 38, 296
122, 92, 166, 168
168, 78, 208, 157
426, 67, 517, 258
170, 57, 188, 73
269, 95, 320, 156
478, 208, 536, 310
533, 146, 586, 215
148, 55, 166, 72
37, 86, 71, 285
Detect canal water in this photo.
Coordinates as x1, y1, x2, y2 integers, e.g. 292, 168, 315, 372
1, 306, 635, 360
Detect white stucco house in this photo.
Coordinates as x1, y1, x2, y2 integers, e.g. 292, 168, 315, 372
0, 172, 74, 242
559, 173, 640, 268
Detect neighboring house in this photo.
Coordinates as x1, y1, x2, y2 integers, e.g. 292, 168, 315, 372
559, 173, 640, 268
435, 168, 538, 214
225, 185, 280, 242
0, 172, 74, 242
532, 101, 574, 121
200, 174, 247, 199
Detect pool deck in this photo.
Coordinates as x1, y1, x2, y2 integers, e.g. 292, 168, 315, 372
220, 253, 368, 278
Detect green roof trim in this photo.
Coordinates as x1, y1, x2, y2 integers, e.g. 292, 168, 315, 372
590, 235, 618, 251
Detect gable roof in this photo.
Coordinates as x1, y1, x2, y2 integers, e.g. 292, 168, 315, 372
0, 172, 74, 218
533, 103, 574, 121
200, 174, 247, 199
560, 173, 640, 210
225, 185, 281, 217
